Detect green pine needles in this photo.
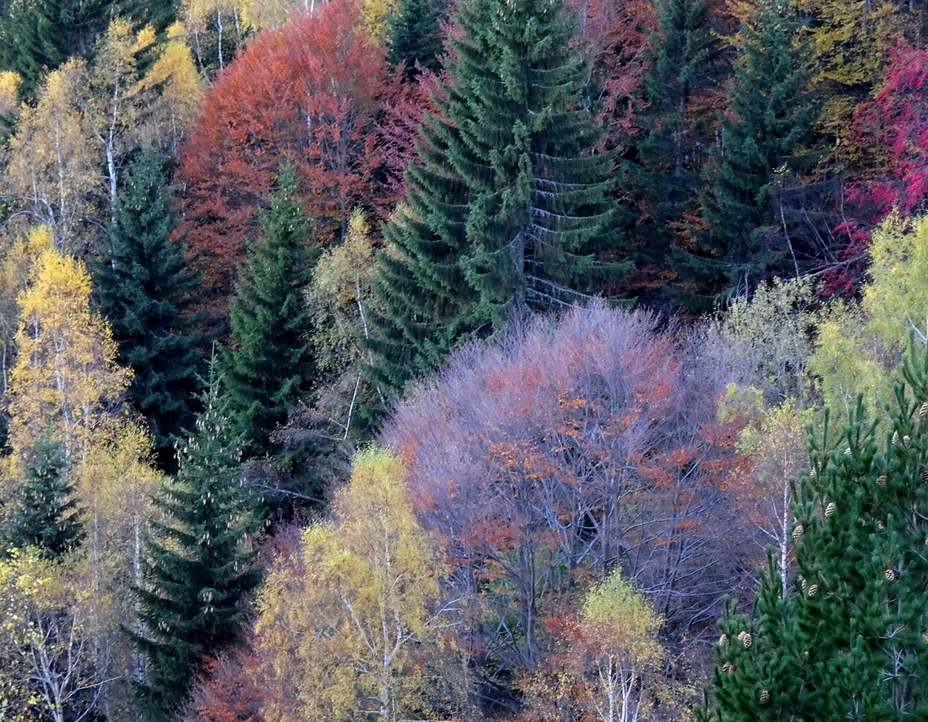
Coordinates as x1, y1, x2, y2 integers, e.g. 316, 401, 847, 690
131, 359, 261, 721
2, 433, 83, 559
221, 163, 317, 458
369, 0, 627, 396
96, 148, 202, 468
702, 343, 928, 721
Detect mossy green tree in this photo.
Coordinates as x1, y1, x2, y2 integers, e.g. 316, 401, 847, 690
131, 359, 261, 722
222, 163, 317, 458
369, 0, 626, 397
95, 148, 202, 467
1, 433, 83, 559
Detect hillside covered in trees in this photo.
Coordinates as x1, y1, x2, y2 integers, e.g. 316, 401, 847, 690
3, 0, 928, 720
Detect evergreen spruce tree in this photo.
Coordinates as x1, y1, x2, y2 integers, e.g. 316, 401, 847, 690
702, 345, 928, 720
386, 0, 444, 78
691, 0, 816, 301
221, 163, 316, 457
369, 0, 626, 396
131, 359, 261, 722
625, 0, 715, 280
2, 433, 82, 559
95, 149, 201, 468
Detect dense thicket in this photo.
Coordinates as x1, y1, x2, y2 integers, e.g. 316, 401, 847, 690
2, 0, 928, 720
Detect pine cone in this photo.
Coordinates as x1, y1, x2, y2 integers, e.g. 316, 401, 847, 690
792, 524, 804, 540
885, 568, 897, 582
722, 662, 734, 674
893, 431, 900, 446
738, 631, 753, 649
825, 502, 836, 518
760, 690, 770, 704
877, 474, 888, 486
807, 584, 818, 598
844, 447, 852, 456
718, 634, 728, 648
919, 402, 928, 418
921, 469, 928, 483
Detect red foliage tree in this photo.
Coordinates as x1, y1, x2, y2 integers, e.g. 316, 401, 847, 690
382, 304, 751, 689
569, 0, 655, 154
376, 66, 436, 198
181, 645, 265, 722
176, 0, 387, 307
825, 45, 928, 295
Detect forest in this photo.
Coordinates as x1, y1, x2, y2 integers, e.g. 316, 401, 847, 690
2, 0, 928, 720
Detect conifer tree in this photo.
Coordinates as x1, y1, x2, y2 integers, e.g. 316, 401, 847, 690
626, 0, 716, 276
386, 0, 444, 78
693, 0, 816, 299
702, 345, 928, 720
131, 360, 261, 722
222, 163, 316, 457
95, 149, 201, 467
1, 433, 83, 559
370, 0, 625, 395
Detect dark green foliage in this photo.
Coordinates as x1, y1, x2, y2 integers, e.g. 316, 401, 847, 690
386, 0, 443, 78
2, 434, 82, 559
701, 345, 928, 720
131, 361, 261, 722
692, 0, 816, 301
0, 0, 175, 97
95, 149, 202, 468
369, 0, 626, 396
222, 164, 316, 458
625, 0, 716, 296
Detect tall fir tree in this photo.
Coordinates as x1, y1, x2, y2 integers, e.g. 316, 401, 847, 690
369, 0, 626, 396
691, 0, 816, 303
95, 148, 201, 468
221, 163, 316, 458
1, 433, 83, 559
623, 0, 716, 303
701, 345, 928, 720
386, 0, 444, 78
131, 359, 261, 722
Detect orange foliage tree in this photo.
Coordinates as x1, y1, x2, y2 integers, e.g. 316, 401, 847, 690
175, 0, 387, 308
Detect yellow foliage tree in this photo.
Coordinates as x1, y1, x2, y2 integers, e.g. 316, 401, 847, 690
0, 226, 52, 408
808, 214, 928, 418
0, 548, 104, 722
86, 19, 155, 222
255, 447, 446, 722
138, 24, 204, 155
4, 60, 100, 250
578, 570, 665, 722
5, 246, 160, 717
7, 248, 129, 462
